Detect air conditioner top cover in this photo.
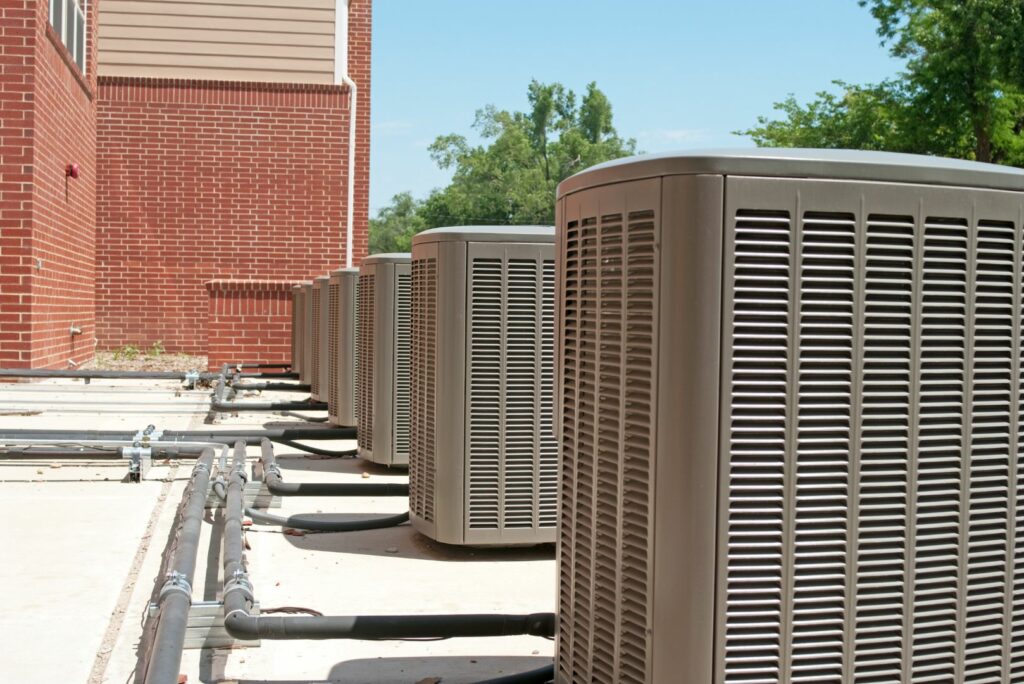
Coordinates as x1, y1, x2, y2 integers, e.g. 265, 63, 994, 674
559, 147, 1024, 196
412, 225, 556, 246
361, 252, 411, 266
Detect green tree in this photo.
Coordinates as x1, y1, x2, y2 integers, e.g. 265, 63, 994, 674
741, 0, 1024, 165
368, 191, 426, 254
368, 80, 636, 250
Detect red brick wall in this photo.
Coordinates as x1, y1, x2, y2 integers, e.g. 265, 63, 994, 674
32, 1, 98, 368
205, 280, 296, 371
348, 0, 371, 264
94, 0, 372, 358
95, 79, 350, 353
0, 0, 97, 368
0, 1, 37, 367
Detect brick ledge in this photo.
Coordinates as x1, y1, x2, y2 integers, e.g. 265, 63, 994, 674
205, 280, 302, 293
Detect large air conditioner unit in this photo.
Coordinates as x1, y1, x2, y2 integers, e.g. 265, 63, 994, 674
310, 275, 330, 402
408, 226, 557, 546
554, 149, 1024, 684
356, 253, 411, 467
291, 284, 305, 378
299, 282, 314, 385
328, 267, 359, 427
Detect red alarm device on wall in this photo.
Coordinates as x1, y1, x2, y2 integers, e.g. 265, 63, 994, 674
66, 163, 80, 179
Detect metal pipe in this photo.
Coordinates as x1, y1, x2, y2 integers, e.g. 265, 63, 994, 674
220, 448, 554, 641
212, 397, 327, 412
230, 382, 311, 392
232, 364, 292, 370
144, 446, 217, 684
272, 439, 356, 457
235, 371, 300, 380
0, 368, 216, 381
0, 427, 356, 443
211, 375, 328, 413
260, 439, 406, 497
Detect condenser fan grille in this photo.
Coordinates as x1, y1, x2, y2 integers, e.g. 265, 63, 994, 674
720, 202, 1024, 683
327, 280, 340, 422
393, 273, 412, 458
356, 273, 375, 453
410, 257, 437, 523
311, 283, 323, 399
558, 209, 657, 684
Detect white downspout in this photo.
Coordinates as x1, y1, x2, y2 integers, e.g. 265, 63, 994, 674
336, 0, 357, 269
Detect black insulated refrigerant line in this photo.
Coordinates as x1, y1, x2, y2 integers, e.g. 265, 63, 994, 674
210, 375, 327, 413
0, 368, 219, 381
0, 426, 355, 444
143, 446, 217, 684
219, 443, 554, 642
259, 438, 406, 497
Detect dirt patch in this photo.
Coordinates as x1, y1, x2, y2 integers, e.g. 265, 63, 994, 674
83, 352, 207, 373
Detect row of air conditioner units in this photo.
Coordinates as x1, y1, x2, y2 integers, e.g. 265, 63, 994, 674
291, 149, 1024, 683
292, 226, 558, 547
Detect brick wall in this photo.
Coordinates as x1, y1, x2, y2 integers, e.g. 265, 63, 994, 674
0, 0, 97, 369
349, 0, 371, 262
95, 0, 372, 358
205, 280, 296, 371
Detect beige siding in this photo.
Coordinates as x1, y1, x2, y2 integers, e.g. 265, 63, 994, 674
98, 0, 337, 84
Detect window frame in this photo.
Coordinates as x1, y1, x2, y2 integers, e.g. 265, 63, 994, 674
49, 0, 87, 74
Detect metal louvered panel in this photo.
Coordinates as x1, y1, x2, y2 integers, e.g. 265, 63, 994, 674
966, 220, 1014, 682
558, 208, 656, 684
311, 283, 323, 399
466, 253, 559, 533
855, 213, 914, 681
291, 288, 300, 371
1014, 220, 1024, 683
724, 209, 790, 684
327, 280, 340, 423
352, 277, 360, 422
393, 273, 412, 458
539, 259, 558, 527
719, 183, 1024, 684
910, 217, 967, 682
410, 257, 437, 523
792, 212, 854, 683
357, 273, 374, 454
503, 258, 540, 528
291, 287, 303, 373
468, 257, 502, 529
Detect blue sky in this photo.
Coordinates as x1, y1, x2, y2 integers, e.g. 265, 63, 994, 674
369, 0, 904, 213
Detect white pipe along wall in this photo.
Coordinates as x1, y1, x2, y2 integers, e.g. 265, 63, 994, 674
336, 0, 357, 269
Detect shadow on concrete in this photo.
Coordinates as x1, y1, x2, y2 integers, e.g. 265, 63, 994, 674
224, 655, 552, 684
270, 519, 555, 564
269, 455, 404, 477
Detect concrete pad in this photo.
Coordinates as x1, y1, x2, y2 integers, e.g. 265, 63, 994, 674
0, 477, 165, 683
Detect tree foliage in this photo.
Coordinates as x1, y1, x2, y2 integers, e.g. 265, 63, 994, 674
368, 191, 426, 254
741, 0, 1024, 165
369, 80, 636, 252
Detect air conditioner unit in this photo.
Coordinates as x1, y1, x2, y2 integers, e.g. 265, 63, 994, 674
554, 149, 1024, 684
291, 284, 305, 378
408, 226, 557, 546
310, 275, 330, 402
356, 253, 411, 467
299, 281, 314, 385
328, 267, 359, 427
